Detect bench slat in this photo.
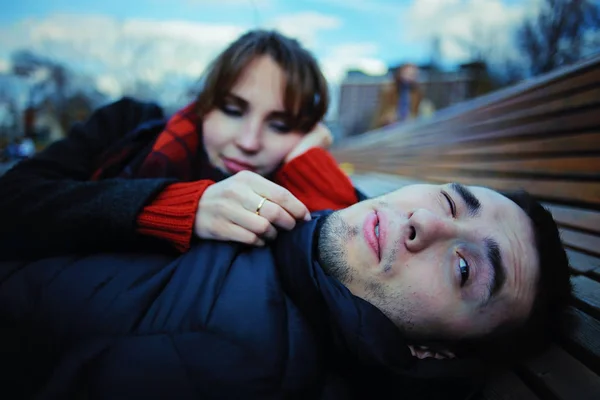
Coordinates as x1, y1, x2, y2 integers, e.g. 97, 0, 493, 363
566, 250, 600, 274
560, 228, 600, 258
459, 66, 600, 122
408, 107, 600, 144
335, 106, 600, 153
439, 132, 600, 157
407, 174, 600, 206
572, 275, 600, 319
563, 308, 600, 375
545, 204, 600, 234
466, 85, 600, 126
520, 345, 600, 400
378, 156, 600, 177
345, 169, 600, 206
481, 371, 541, 400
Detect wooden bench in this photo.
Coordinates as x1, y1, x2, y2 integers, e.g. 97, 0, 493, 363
332, 54, 600, 400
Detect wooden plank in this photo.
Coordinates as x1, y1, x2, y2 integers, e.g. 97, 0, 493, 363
365, 106, 600, 148
431, 108, 600, 143
338, 168, 600, 206
560, 228, 600, 258
562, 308, 600, 375
381, 156, 600, 177
408, 132, 600, 159
571, 275, 600, 319
566, 250, 600, 274
481, 370, 540, 400
439, 132, 600, 158
520, 345, 600, 400
334, 130, 600, 163
350, 173, 423, 197
457, 86, 600, 131
545, 204, 600, 234
335, 103, 600, 154
462, 65, 600, 122
397, 174, 600, 207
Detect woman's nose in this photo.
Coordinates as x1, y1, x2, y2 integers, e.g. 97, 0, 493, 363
235, 121, 262, 153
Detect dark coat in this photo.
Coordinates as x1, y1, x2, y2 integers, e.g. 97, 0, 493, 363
0, 98, 175, 260
0, 213, 482, 399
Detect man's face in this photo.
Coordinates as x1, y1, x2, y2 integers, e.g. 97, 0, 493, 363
318, 183, 539, 343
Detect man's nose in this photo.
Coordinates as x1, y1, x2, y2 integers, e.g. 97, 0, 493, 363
235, 120, 262, 153
405, 208, 456, 252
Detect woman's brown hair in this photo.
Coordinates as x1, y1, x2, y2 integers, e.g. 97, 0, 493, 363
195, 29, 329, 133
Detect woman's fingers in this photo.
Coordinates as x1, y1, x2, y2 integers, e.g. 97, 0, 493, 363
238, 171, 311, 222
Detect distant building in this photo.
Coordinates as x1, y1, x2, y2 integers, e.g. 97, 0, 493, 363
336, 62, 492, 138
337, 71, 389, 137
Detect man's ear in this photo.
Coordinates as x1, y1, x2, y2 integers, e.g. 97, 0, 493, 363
408, 345, 456, 360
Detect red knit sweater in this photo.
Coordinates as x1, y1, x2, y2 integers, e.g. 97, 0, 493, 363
137, 148, 357, 252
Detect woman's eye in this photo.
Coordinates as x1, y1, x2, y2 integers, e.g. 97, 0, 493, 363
269, 121, 292, 133
442, 191, 456, 217
221, 105, 242, 117
459, 256, 470, 287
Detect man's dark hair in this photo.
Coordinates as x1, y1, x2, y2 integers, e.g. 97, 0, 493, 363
455, 190, 574, 365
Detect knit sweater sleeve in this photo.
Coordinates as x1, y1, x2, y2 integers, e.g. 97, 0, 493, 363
0, 98, 175, 260
275, 147, 358, 212
136, 180, 214, 253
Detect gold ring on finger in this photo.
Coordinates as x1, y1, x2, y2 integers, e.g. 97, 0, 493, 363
255, 196, 268, 216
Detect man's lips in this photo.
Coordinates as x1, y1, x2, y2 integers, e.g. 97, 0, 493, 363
363, 211, 380, 262
221, 157, 257, 173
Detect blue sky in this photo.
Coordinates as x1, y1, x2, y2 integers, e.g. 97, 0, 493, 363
0, 0, 539, 108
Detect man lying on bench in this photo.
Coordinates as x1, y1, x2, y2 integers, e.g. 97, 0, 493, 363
0, 183, 572, 399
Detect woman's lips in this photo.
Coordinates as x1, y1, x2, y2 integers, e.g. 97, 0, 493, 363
222, 157, 257, 173
363, 211, 380, 262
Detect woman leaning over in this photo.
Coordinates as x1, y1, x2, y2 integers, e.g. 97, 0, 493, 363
0, 29, 359, 260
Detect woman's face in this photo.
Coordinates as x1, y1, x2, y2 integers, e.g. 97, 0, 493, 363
202, 55, 305, 177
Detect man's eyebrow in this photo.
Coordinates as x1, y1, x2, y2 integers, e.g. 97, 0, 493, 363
450, 182, 481, 217
483, 237, 506, 305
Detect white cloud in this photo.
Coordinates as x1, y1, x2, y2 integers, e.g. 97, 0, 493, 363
0, 14, 249, 102
267, 12, 342, 48
400, 0, 540, 63
0, 11, 346, 105
95, 74, 122, 98
321, 42, 387, 84
0, 58, 9, 73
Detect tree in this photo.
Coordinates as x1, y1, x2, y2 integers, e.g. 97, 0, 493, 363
10, 50, 107, 140
517, 0, 600, 76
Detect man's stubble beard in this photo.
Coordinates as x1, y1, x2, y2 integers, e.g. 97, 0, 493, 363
317, 212, 358, 286
317, 211, 430, 342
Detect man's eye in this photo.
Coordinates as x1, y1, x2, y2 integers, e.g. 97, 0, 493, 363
459, 256, 470, 286
442, 191, 456, 217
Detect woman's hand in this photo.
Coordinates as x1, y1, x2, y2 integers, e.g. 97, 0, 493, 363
285, 122, 333, 163
194, 171, 311, 246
